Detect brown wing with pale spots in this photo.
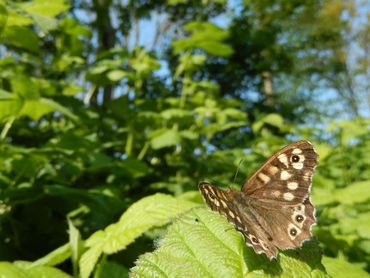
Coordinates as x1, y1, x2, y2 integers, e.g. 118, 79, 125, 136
248, 197, 316, 251
199, 182, 278, 259
242, 141, 318, 204
198, 182, 241, 226
198, 141, 318, 260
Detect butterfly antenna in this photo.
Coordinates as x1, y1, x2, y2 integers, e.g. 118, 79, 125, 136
233, 159, 245, 183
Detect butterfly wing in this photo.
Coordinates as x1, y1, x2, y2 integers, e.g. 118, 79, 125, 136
241, 141, 318, 204
247, 197, 316, 251
199, 182, 278, 259
198, 141, 318, 260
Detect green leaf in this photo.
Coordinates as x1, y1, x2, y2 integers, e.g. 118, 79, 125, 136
0, 3, 8, 36
80, 246, 104, 278
338, 212, 370, 239
252, 113, 284, 133
328, 119, 370, 144
80, 194, 198, 278
0, 262, 29, 278
0, 261, 72, 278
17, 97, 77, 121
30, 244, 71, 267
333, 180, 370, 205
149, 129, 181, 149
172, 22, 233, 57
15, 261, 72, 278
0, 89, 22, 121
161, 109, 192, 120
1, 26, 39, 53
68, 219, 83, 276
131, 208, 326, 277
20, 0, 70, 17
11, 75, 40, 99
322, 256, 370, 278
196, 41, 234, 56
107, 70, 127, 81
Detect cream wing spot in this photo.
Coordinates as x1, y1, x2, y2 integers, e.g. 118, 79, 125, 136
278, 154, 289, 167
258, 172, 271, 184
220, 199, 227, 208
287, 182, 298, 190
267, 165, 279, 175
236, 216, 242, 224
292, 162, 304, 170
220, 191, 227, 199
228, 210, 235, 218
283, 192, 294, 201
208, 187, 215, 195
272, 190, 281, 197
281, 170, 292, 180
292, 148, 302, 154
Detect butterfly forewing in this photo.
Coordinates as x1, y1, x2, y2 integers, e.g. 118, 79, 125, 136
199, 182, 278, 259
242, 141, 317, 204
199, 140, 318, 260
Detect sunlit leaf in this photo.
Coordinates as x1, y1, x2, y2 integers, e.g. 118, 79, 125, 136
131, 208, 326, 277
150, 129, 181, 149
322, 256, 370, 278
80, 194, 198, 278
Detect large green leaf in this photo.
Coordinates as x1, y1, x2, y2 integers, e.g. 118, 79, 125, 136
334, 180, 370, 205
322, 256, 370, 278
0, 25, 39, 52
0, 261, 72, 278
80, 194, 198, 278
131, 208, 327, 277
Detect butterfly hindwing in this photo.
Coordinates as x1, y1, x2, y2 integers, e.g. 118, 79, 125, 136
248, 197, 316, 250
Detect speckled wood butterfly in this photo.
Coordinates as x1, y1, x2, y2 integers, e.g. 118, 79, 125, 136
199, 141, 318, 259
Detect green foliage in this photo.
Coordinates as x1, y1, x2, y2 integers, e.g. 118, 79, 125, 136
322, 256, 370, 278
172, 22, 233, 56
0, 0, 369, 277
0, 261, 72, 278
131, 208, 326, 277
80, 194, 198, 278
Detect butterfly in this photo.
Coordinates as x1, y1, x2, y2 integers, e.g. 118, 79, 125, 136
199, 141, 318, 260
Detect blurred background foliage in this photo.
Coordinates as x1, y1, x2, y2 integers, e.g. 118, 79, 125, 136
0, 0, 369, 277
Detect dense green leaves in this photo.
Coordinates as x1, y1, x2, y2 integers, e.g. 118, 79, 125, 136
80, 194, 198, 278
0, 0, 369, 277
